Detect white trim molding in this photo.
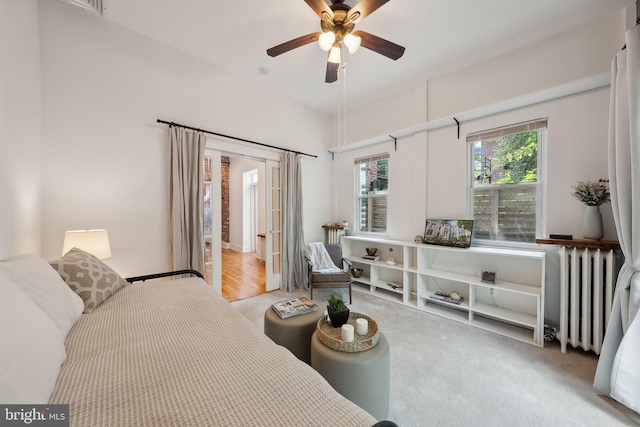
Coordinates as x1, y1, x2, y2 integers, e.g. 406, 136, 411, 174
329, 72, 611, 153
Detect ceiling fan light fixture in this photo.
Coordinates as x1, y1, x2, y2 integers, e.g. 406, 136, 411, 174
318, 31, 336, 51
344, 33, 361, 54
328, 43, 341, 64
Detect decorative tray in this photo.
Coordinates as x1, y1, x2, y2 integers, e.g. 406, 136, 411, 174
316, 312, 379, 353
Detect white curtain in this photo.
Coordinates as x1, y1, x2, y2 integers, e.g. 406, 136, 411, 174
593, 25, 640, 413
281, 152, 306, 292
169, 126, 206, 275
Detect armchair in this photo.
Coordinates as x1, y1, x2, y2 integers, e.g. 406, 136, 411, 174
306, 243, 352, 303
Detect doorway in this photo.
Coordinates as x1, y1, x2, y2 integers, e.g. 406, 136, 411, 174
222, 157, 265, 301
203, 145, 282, 299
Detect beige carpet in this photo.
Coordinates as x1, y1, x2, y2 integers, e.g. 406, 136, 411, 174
232, 288, 640, 427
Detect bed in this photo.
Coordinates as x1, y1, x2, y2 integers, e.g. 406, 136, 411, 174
0, 249, 382, 426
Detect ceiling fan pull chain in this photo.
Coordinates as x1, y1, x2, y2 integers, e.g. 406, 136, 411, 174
336, 63, 342, 164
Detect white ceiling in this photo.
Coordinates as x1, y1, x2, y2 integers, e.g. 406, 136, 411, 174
97, 0, 632, 115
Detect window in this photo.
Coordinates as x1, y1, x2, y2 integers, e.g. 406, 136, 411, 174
355, 154, 389, 234
467, 119, 546, 244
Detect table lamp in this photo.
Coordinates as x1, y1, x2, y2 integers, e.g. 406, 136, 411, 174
62, 229, 112, 259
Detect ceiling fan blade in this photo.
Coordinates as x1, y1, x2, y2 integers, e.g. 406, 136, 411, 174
304, 0, 334, 21
325, 61, 339, 83
267, 32, 321, 57
353, 30, 405, 60
346, 0, 390, 24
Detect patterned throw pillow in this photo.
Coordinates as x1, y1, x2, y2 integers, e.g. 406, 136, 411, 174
50, 247, 128, 313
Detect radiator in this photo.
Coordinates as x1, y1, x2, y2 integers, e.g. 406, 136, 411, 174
324, 228, 347, 244
558, 246, 617, 354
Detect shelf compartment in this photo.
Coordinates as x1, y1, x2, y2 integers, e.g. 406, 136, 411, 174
353, 282, 404, 304
413, 291, 469, 322
470, 302, 537, 328
371, 280, 404, 295
419, 290, 469, 309
420, 299, 469, 322
403, 271, 417, 304
352, 277, 371, 286
346, 256, 405, 271
421, 246, 544, 288
418, 275, 469, 302
470, 314, 540, 346
421, 268, 540, 296
404, 246, 418, 272
352, 282, 370, 292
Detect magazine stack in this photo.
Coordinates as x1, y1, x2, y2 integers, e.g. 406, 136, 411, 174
271, 297, 318, 319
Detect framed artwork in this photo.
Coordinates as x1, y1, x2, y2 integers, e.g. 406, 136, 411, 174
423, 219, 473, 248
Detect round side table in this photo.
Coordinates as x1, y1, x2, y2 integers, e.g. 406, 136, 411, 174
264, 305, 324, 364
310, 330, 390, 421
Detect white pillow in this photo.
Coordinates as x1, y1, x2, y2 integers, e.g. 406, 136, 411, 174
0, 271, 67, 404
0, 254, 84, 338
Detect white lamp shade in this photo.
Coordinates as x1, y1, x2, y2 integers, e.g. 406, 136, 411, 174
62, 229, 112, 259
344, 33, 361, 54
328, 43, 341, 64
318, 31, 336, 51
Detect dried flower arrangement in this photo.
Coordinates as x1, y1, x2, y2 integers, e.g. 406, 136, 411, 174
571, 179, 611, 206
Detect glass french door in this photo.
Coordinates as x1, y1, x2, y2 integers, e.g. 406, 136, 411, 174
204, 156, 213, 284
265, 159, 281, 291
203, 149, 280, 294
203, 150, 221, 293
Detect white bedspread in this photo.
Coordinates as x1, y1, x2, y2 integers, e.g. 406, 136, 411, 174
49, 278, 376, 427
305, 242, 343, 273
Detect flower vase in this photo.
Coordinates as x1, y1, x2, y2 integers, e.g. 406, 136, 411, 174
582, 205, 604, 240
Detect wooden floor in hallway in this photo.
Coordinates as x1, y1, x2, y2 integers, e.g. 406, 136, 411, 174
221, 248, 266, 302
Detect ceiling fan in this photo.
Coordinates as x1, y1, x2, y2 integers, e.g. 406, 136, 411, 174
266, 0, 405, 83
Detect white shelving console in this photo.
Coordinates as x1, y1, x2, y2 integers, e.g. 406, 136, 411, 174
342, 236, 546, 347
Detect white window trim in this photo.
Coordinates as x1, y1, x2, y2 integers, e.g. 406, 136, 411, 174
354, 154, 390, 237
466, 127, 547, 249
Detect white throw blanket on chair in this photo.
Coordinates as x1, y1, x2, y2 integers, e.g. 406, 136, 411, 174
305, 242, 343, 273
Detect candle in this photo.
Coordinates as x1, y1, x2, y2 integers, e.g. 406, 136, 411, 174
341, 324, 354, 342
355, 318, 368, 336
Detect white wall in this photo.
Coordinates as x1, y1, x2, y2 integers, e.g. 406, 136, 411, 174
228, 157, 264, 253
37, 0, 333, 276
302, 153, 334, 244
344, 8, 627, 144
425, 8, 626, 121
0, 0, 42, 259
333, 132, 428, 241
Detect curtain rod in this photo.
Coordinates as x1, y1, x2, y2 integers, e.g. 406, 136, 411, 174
157, 119, 317, 158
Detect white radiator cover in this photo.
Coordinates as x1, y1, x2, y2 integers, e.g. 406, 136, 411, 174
558, 246, 620, 354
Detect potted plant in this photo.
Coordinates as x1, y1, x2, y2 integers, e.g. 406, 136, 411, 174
327, 294, 350, 328
571, 179, 611, 240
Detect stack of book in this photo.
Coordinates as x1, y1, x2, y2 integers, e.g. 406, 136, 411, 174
271, 297, 318, 319
429, 291, 464, 305
362, 254, 380, 261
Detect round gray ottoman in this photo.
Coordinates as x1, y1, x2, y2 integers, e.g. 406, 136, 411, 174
310, 330, 390, 421
264, 305, 324, 364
